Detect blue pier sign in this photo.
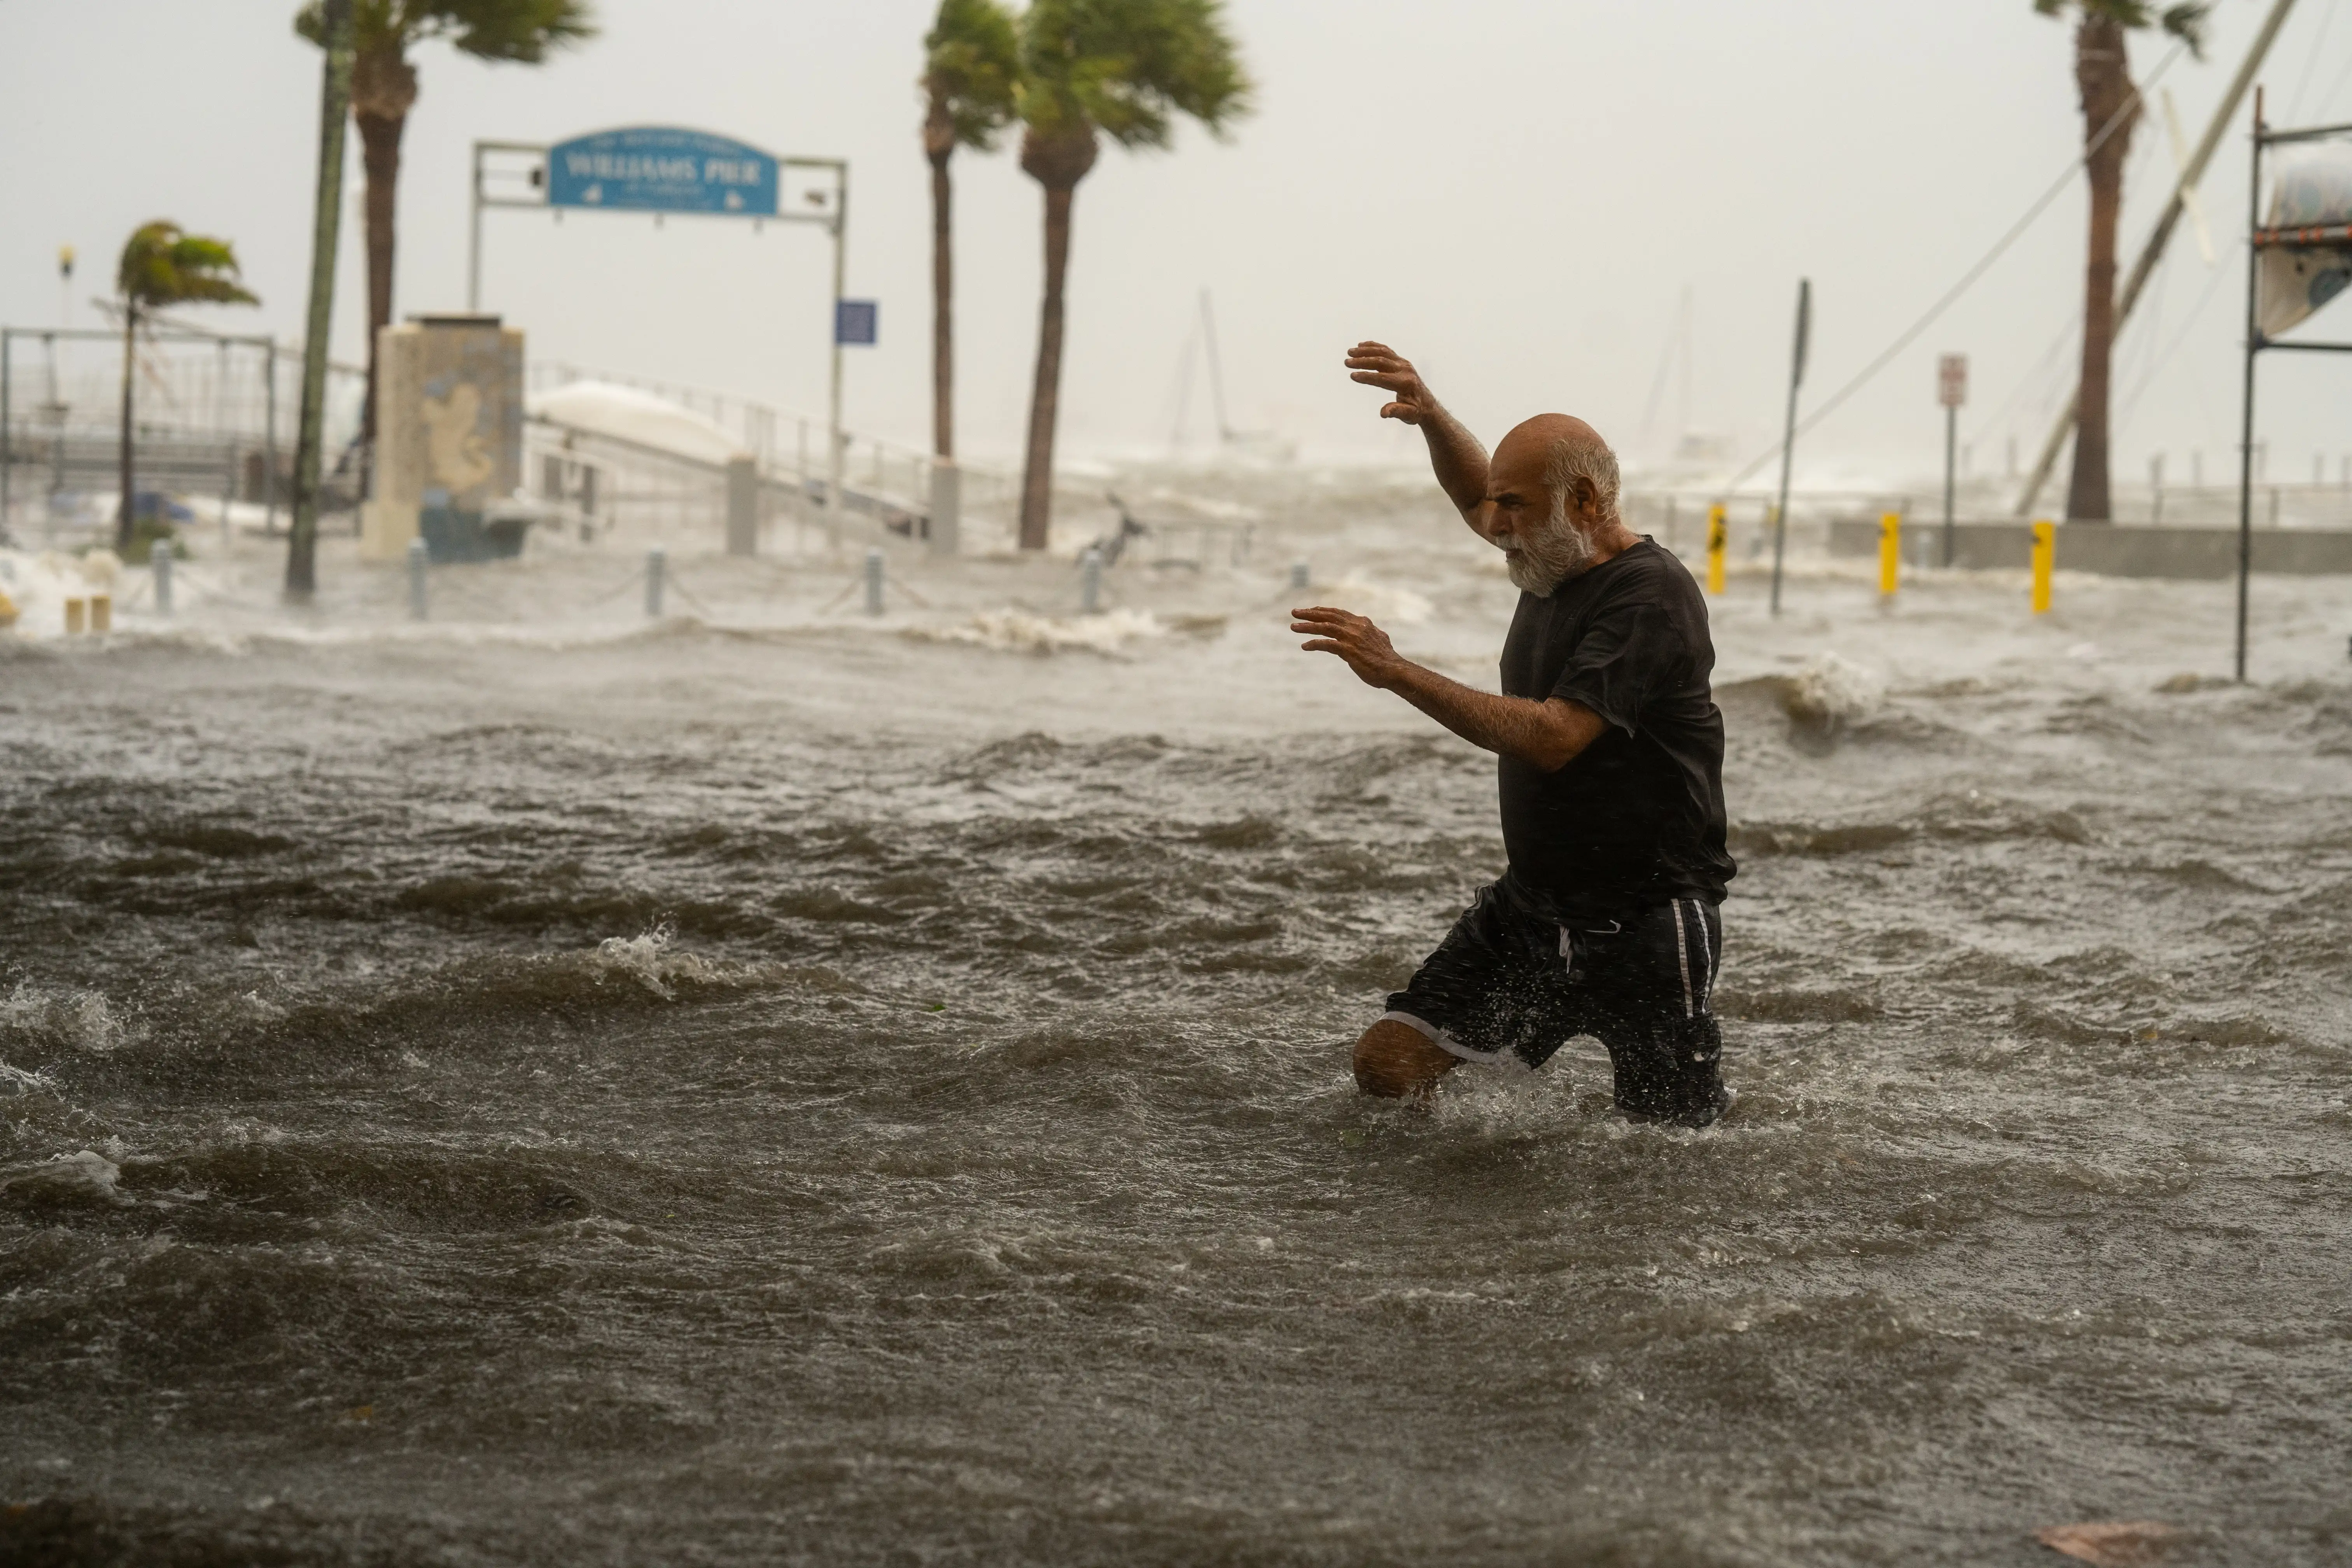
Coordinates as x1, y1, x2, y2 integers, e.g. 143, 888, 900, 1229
546, 126, 778, 217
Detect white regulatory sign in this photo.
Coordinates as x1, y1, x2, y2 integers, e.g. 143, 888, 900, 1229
1937, 354, 1969, 409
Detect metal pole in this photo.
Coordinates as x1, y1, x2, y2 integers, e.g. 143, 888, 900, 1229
1942, 402, 1957, 567
407, 536, 429, 619
468, 141, 485, 313
287, 0, 355, 600
1, 332, 12, 538
2015, 0, 2301, 516
1769, 278, 1810, 618
644, 547, 665, 617
826, 164, 849, 549
2236, 89, 2263, 684
263, 337, 279, 536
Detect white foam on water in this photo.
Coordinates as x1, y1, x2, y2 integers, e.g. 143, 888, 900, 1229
0, 1059, 60, 1095
910, 607, 1166, 655
0, 982, 128, 1052
0, 1148, 125, 1202
1316, 577, 1434, 625
591, 925, 716, 1000
1783, 652, 1884, 728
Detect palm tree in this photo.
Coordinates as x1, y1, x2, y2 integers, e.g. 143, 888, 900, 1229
115, 222, 258, 553
2034, 0, 2207, 522
1014, 0, 1250, 550
923, 0, 1020, 463
295, 0, 594, 450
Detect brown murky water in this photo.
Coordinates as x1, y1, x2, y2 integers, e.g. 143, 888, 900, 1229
4, 472, 2349, 1564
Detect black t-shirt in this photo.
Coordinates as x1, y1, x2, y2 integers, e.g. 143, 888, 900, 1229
1497, 537, 1735, 920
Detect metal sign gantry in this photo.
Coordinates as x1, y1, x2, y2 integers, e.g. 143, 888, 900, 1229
467, 128, 854, 532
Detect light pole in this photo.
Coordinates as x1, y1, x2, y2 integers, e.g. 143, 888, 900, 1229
1768, 278, 1810, 618
1938, 354, 1967, 567
287, 0, 354, 599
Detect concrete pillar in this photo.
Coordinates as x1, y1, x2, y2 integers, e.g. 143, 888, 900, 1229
725, 455, 758, 557
928, 460, 961, 556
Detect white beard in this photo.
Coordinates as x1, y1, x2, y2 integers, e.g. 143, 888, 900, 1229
1502, 499, 1598, 595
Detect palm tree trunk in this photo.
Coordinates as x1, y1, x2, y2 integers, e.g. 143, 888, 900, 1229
356, 103, 404, 452
1018, 182, 1076, 551
2067, 15, 2136, 523
116, 302, 136, 552
931, 145, 955, 461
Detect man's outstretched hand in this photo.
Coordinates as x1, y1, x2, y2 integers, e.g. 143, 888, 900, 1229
1292, 606, 1409, 689
1345, 342, 1438, 426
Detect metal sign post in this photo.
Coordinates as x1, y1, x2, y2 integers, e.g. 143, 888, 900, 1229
1938, 353, 1967, 567
466, 127, 851, 547
1768, 278, 1810, 618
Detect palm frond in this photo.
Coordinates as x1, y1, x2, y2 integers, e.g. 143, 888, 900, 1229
116, 222, 259, 311
1020, 0, 1252, 153
926, 0, 1022, 151
2031, 0, 2209, 50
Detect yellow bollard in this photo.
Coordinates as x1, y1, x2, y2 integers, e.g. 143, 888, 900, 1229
65, 597, 86, 635
89, 594, 112, 634
1706, 503, 1727, 594
1878, 512, 1901, 597
2030, 520, 2054, 614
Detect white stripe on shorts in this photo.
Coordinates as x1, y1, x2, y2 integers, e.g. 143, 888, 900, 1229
1670, 899, 1694, 1018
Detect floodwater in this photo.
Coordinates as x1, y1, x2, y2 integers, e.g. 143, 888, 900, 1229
3, 472, 2349, 1566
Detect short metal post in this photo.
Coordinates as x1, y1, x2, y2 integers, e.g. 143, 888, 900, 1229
1288, 561, 1309, 592
406, 536, 428, 620
1080, 545, 1102, 614
152, 541, 173, 615
864, 547, 884, 614
645, 548, 665, 618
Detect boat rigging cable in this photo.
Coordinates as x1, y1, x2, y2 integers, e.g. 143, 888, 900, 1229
1717, 38, 2191, 492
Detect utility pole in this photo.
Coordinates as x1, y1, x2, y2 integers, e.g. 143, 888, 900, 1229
1769, 278, 1810, 617
286, 0, 353, 599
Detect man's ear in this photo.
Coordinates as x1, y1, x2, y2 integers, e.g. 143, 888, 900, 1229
1567, 478, 1600, 526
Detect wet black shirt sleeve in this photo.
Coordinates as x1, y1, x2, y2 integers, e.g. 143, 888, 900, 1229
1549, 601, 1689, 736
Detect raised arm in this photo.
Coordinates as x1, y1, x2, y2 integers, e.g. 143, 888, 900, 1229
1344, 342, 1491, 535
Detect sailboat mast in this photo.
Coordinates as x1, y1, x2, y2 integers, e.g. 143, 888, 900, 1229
1199, 289, 1235, 443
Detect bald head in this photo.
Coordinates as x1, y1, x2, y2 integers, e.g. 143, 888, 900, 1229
1491, 415, 1620, 527
1483, 415, 1629, 594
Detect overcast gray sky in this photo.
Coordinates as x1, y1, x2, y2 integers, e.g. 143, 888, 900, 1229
5, 0, 2350, 489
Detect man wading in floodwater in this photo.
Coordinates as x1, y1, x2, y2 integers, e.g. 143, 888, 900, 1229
1293, 343, 1735, 1126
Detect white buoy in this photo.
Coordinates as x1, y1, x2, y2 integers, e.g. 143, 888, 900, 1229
645, 548, 666, 618
864, 548, 884, 615
407, 537, 428, 620
1080, 545, 1103, 614
151, 545, 173, 616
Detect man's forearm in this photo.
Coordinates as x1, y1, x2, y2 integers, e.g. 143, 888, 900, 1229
1419, 405, 1489, 523
1385, 660, 1598, 772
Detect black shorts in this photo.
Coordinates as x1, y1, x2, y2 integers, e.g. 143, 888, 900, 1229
1383, 878, 1730, 1124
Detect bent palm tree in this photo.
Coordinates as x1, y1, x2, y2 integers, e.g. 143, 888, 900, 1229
295, 0, 594, 449
115, 222, 258, 552
1015, 0, 1250, 550
924, 0, 1020, 462
2034, 0, 2207, 522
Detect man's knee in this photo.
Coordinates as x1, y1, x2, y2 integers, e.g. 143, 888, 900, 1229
1353, 1018, 1456, 1098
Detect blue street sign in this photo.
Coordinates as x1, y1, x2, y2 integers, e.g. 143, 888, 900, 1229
835, 299, 878, 346
547, 126, 778, 217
